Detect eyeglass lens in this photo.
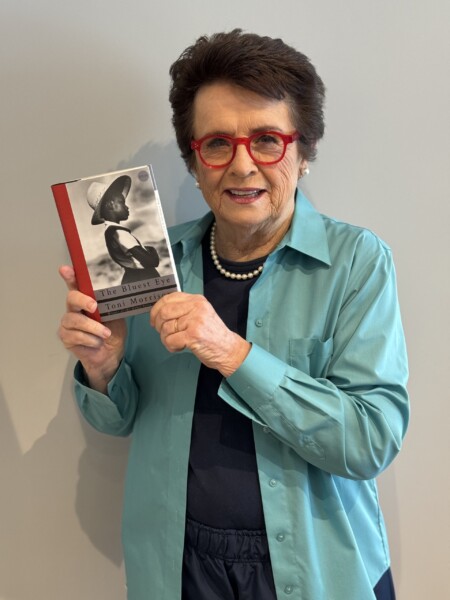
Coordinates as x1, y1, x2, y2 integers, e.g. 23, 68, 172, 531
200, 132, 287, 166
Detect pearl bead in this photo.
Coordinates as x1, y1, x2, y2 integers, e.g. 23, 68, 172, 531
210, 222, 265, 280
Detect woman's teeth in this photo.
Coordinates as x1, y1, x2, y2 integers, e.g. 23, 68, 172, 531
229, 189, 261, 197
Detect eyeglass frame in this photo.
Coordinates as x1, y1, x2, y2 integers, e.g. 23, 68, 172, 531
190, 130, 301, 169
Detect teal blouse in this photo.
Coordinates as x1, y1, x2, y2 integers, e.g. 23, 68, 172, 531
74, 191, 409, 600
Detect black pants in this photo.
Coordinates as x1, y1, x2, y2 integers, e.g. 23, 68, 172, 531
374, 568, 396, 599
182, 518, 277, 600
182, 517, 396, 600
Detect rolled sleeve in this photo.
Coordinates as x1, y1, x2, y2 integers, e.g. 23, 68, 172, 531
74, 359, 139, 436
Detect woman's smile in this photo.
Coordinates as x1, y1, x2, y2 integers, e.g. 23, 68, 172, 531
224, 187, 266, 203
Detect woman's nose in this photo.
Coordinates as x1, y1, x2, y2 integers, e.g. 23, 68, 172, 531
228, 143, 258, 176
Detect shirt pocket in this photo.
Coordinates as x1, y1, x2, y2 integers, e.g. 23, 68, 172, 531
288, 337, 333, 378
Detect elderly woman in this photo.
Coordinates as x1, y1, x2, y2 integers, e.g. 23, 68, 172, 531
59, 30, 409, 600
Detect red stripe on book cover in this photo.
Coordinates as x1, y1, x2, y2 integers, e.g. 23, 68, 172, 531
52, 183, 101, 322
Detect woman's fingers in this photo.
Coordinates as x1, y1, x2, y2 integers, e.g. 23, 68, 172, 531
150, 292, 251, 376
56, 266, 127, 392
150, 292, 192, 329
59, 310, 111, 349
58, 265, 78, 291
58, 265, 101, 319
64, 288, 97, 314
58, 264, 113, 353
151, 293, 204, 346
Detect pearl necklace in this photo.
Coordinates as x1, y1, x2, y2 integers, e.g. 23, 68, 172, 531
209, 222, 265, 280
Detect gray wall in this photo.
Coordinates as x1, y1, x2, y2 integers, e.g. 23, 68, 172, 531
1, 1, 449, 598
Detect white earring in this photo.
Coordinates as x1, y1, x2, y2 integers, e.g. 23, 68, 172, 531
299, 167, 309, 179
195, 180, 200, 189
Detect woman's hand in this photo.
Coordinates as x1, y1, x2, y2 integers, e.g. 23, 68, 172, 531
58, 265, 127, 393
151, 292, 251, 377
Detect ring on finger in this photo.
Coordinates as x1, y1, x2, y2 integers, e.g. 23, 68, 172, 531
173, 318, 179, 334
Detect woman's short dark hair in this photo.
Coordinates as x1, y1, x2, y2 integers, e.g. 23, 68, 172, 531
169, 29, 326, 170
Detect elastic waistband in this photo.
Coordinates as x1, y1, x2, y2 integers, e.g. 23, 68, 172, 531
185, 518, 270, 563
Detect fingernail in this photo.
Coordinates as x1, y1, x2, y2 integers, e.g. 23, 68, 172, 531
88, 301, 97, 313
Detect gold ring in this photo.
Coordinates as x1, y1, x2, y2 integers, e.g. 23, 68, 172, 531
173, 318, 179, 334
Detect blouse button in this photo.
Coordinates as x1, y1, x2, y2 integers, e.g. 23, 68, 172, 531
255, 318, 263, 327
269, 479, 277, 487
284, 585, 294, 594
276, 533, 285, 542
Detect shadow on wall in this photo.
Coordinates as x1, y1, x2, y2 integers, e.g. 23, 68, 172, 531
117, 139, 207, 227
0, 370, 128, 600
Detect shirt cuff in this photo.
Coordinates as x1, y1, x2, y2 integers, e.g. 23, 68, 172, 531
226, 343, 287, 409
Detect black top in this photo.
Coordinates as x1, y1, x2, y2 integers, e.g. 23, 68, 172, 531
186, 230, 267, 529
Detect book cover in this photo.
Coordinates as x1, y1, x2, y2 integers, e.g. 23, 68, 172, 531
52, 165, 180, 322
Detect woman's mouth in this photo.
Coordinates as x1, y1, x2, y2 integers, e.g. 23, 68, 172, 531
226, 188, 265, 203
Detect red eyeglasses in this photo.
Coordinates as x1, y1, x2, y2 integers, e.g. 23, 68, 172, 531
190, 130, 301, 168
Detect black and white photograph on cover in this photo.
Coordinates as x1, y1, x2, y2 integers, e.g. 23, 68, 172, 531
66, 166, 173, 290
86, 172, 161, 285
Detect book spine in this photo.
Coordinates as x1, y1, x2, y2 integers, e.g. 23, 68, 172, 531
51, 183, 101, 322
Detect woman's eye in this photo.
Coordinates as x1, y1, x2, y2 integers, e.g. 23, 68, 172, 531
205, 137, 230, 149
255, 134, 281, 145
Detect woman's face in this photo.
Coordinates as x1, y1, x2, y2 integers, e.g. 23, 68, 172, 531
192, 81, 306, 237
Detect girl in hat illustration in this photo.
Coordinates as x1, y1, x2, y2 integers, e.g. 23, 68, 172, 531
87, 174, 160, 284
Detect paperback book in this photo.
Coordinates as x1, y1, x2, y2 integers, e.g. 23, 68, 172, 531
52, 165, 180, 322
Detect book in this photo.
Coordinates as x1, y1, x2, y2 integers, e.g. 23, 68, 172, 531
52, 165, 180, 322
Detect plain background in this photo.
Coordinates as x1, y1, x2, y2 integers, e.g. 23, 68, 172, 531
1, 1, 449, 598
